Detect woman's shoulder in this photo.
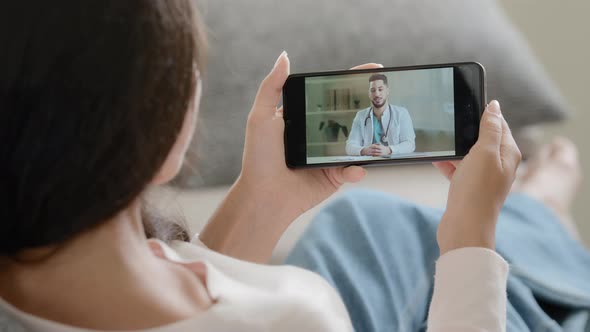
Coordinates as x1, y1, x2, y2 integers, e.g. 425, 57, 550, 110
163, 239, 354, 331
166, 238, 333, 286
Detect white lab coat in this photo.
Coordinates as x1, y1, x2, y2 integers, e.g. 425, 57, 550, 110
346, 104, 416, 155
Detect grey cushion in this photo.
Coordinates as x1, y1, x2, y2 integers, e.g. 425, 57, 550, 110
181, 0, 568, 187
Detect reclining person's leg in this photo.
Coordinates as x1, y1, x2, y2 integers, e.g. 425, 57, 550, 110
497, 138, 590, 331
286, 139, 590, 332
285, 189, 441, 332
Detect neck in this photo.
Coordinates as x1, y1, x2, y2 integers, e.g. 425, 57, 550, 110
4, 198, 149, 265
373, 104, 387, 118
0, 197, 209, 330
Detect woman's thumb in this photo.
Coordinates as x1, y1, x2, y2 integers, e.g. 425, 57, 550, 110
252, 51, 290, 111
478, 100, 503, 147
340, 166, 367, 183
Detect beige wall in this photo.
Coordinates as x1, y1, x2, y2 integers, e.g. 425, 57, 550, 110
498, 1, 590, 239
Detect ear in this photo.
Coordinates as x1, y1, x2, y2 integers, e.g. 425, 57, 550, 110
147, 239, 209, 287
151, 85, 201, 185
147, 239, 167, 259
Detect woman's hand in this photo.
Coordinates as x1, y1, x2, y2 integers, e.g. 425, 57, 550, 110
200, 52, 380, 262
238, 52, 377, 214
433, 101, 521, 255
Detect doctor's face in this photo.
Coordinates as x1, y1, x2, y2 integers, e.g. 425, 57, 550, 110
369, 80, 389, 108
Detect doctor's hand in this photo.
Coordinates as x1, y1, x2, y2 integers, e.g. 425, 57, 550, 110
200, 52, 381, 263
432, 101, 521, 256
362, 144, 392, 156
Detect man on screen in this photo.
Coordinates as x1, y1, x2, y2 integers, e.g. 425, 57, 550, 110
346, 74, 416, 156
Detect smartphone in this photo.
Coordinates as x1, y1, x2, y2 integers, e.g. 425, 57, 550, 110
283, 62, 485, 168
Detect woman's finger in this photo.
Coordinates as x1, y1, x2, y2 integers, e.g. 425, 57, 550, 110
326, 166, 367, 186
500, 114, 522, 173
350, 63, 384, 70
340, 166, 367, 183
252, 51, 290, 113
274, 106, 284, 119
477, 100, 503, 149
432, 161, 457, 180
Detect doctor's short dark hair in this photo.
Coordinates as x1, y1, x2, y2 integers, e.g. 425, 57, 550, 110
368, 73, 389, 86
0, 0, 207, 256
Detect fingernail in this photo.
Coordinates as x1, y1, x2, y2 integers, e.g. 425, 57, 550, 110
487, 100, 501, 116
274, 51, 288, 68
377, 63, 384, 67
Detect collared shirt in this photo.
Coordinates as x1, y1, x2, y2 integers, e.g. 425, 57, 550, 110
346, 104, 416, 156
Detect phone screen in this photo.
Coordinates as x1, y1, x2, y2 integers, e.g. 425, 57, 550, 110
283, 62, 485, 168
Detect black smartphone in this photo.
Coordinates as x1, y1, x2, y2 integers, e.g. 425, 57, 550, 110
283, 62, 486, 168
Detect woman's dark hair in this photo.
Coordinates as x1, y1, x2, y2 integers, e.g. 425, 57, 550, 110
0, 1, 206, 255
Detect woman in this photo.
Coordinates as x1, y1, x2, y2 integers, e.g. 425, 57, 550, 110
0, 1, 585, 331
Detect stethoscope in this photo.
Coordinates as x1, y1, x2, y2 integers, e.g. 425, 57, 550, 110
364, 104, 392, 146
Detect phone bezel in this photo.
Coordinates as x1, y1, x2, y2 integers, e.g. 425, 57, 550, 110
283, 62, 486, 169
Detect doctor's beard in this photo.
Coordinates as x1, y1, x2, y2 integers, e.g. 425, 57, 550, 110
371, 98, 386, 108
